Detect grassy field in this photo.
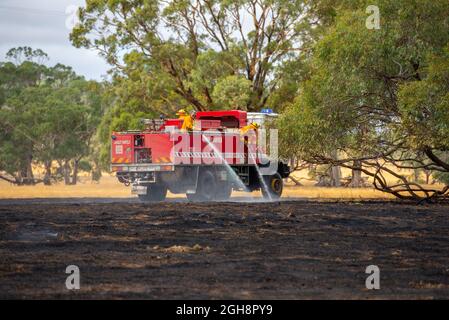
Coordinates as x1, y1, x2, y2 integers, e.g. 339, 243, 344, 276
0, 174, 393, 199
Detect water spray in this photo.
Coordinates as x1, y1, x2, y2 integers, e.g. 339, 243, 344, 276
202, 133, 253, 196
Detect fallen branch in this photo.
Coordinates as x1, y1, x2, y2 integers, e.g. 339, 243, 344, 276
0, 174, 17, 184
286, 175, 303, 186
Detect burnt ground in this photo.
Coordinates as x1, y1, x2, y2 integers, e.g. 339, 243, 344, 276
0, 199, 448, 299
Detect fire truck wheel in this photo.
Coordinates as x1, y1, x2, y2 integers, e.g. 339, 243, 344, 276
261, 173, 283, 199
138, 184, 167, 202
192, 169, 217, 202
215, 183, 232, 201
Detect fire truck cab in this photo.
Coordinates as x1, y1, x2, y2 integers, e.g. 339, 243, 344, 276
111, 109, 290, 202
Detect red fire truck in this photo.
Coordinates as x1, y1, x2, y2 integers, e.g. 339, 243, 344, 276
111, 110, 290, 201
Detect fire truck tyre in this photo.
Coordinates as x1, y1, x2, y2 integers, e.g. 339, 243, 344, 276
261, 173, 283, 199
196, 170, 218, 201
215, 183, 232, 201
138, 185, 167, 202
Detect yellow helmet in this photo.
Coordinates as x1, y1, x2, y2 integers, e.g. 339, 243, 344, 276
176, 109, 187, 116
251, 122, 260, 129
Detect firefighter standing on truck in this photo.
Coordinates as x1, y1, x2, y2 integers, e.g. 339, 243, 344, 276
240, 122, 260, 136
240, 122, 260, 164
240, 122, 260, 145
178, 110, 196, 132
176, 109, 187, 120
176, 109, 189, 131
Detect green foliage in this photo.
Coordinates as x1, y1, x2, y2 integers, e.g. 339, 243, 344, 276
266, 57, 311, 113
281, 0, 449, 157
434, 172, 449, 185
6, 46, 49, 65
279, 0, 449, 198
212, 75, 251, 110
0, 48, 105, 184
71, 0, 308, 112
78, 160, 93, 172
398, 46, 449, 150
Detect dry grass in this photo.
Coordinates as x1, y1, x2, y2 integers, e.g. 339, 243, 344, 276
0, 174, 130, 199
2, 161, 440, 200
0, 174, 393, 200
154, 244, 211, 253
282, 186, 394, 199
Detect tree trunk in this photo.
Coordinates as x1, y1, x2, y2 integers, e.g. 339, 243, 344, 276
330, 166, 341, 187
56, 160, 64, 176
91, 162, 102, 183
289, 157, 299, 170
0, 174, 19, 184
287, 175, 303, 186
26, 156, 34, 184
18, 154, 35, 185
329, 150, 341, 187
315, 175, 329, 187
18, 167, 26, 185
413, 169, 420, 183
63, 160, 71, 185
424, 170, 432, 185
43, 160, 52, 185
349, 160, 363, 188
71, 159, 79, 185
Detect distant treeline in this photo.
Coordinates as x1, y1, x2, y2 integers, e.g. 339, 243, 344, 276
0, 47, 106, 185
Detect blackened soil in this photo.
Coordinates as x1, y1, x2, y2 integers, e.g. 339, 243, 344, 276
0, 200, 448, 299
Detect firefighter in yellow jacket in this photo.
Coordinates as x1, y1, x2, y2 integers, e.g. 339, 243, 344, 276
240, 122, 260, 136
176, 109, 187, 120
239, 122, 260, 146
177, 109, 195, 132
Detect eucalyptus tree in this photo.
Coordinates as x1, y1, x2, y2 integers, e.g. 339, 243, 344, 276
71, 0, 309, 112
280, 0, 449, 199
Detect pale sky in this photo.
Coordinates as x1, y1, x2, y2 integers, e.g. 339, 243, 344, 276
0, 0, 109, 80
